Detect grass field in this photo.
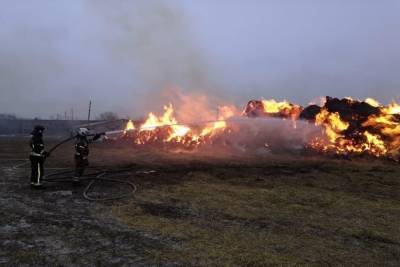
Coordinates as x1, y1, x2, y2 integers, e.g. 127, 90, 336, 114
1, 137, 399, 266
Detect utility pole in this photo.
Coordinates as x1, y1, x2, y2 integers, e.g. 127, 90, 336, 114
64, 111, 67, 120
87, 100, 92, 126
70, 108, 74, 121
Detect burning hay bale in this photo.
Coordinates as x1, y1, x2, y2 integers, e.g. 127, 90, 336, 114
117, 96, 400, 160
120, 104, 232, 149
323, 96, 381, 124
299, 105, 321, 121
237, 96, 400, 159
243, 99, 303, 119
306, 97, 400, 159
242, 100, 265, 118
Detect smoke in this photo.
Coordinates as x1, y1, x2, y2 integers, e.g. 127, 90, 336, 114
152, 115, 323, 156
0, 0, 217, 119
0, 1, 65, 117
215, 117, 321, 154
0, 0, 399, 119
0, 0, 122, 119
88, 0, 218, 112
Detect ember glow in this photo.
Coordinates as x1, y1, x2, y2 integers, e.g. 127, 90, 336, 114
123, 96, 400, 159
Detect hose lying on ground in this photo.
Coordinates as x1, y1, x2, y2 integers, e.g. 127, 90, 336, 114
8, 159, 138, 201
43, 169, 137, 201
83, 174, 137, 201
43, 168, 137, 201
7, 135, 138, 201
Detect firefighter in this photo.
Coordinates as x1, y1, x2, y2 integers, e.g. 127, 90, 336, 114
73, 128, 102, 183
29, 125, 49, 188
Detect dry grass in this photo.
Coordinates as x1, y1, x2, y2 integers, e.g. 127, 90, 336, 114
2, 137, 399, 266
111, 155, 400, 266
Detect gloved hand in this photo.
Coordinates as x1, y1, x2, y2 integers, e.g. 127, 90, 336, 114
43, 151, 51, 158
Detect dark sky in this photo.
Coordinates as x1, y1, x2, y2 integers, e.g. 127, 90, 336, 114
1, 0, 399, 119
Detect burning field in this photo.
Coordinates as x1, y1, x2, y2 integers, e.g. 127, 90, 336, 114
119, 95, 400, 160
1, 94, 400, 266
1, 136, 399, 266
2, 0, 400, 265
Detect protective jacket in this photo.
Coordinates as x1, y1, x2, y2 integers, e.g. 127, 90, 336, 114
73, 132, 102, 180
30, 135, 46, 157
29, 130, 47, 187
74, 135, 90, 179
75, 136, 89, 159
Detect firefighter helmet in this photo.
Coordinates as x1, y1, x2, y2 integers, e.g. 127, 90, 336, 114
77, 128, 90, 136
31, 125, 45, 135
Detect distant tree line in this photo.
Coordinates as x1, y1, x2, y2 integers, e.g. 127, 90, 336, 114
0, 112, 121, 121
0, 113, 18, 120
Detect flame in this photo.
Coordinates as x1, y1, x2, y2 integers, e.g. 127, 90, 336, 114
125, 120, 135, 131
199, 120, 226, 137
122, 95, 400, 159
261, 99, 292, 113
363, 131, 387, 155
364, 98, 380, 107
311, 98, 400, 158
384, 102, 400, 115
140, 104, 175, 131
137, 104, 192, 143
315, 109, 349, 143
261, 99, 302, 119
124, 103, 229, 147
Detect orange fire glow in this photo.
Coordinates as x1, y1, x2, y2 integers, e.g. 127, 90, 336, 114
123, 96, 400, 159
261, 99, 302, 119
310, 98, 400, 158
125, 120, 135, 131
124, 103, 233, 147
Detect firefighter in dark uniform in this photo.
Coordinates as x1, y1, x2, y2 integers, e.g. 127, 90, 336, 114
73, 128, 102, 183
29, 125, 49, 188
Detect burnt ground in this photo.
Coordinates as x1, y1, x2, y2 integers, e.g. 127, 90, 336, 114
1, 137, 400, 266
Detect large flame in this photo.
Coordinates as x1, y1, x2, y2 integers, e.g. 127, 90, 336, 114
364, 98, 380, 107
125, 120, 135, 131
123, 95, 400, 159
315, 109, 349, 143
124, 103, 233, 147
310, 97, 400, 158
261, 99, 302, 119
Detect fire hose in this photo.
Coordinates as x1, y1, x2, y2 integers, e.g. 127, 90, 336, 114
43, 168, 137, 201
9, 160, 138, 201
10, 118, 235, 200
9, 134, 138, 201
48, 135, 77, 154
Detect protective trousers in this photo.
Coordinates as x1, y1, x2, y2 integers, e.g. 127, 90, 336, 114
74, 156, 89, 178
30, 155, 44, 186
